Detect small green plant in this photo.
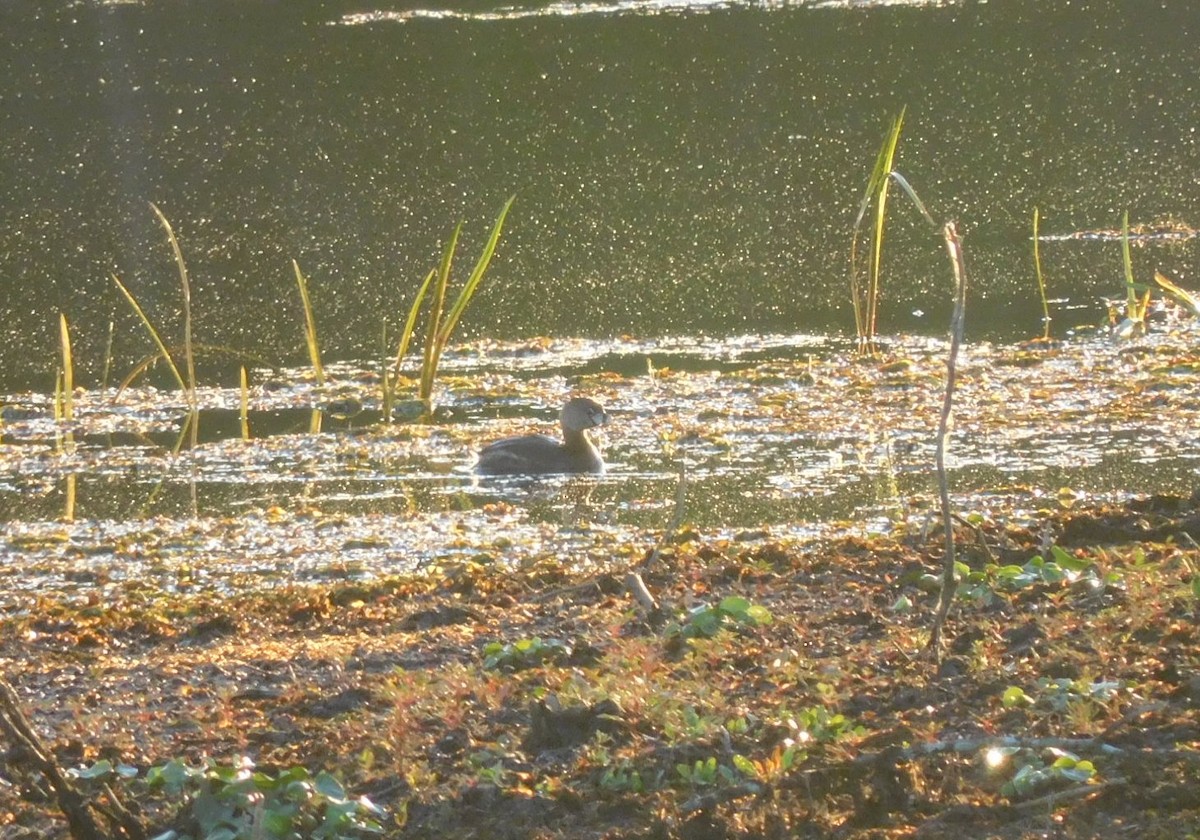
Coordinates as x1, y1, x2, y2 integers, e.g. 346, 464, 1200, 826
598, 762, 645, 793
731, 744, 802, 783
482, 636, 571, 671
1001, 677, 1122, 724
662, 705, 718, 742
70, 756, 384, 840
786, 705, 863, 744
952, 545, 1109, 605
675, 756, 737, 788
992, 747, 1096, 799
666, 596, 773, 640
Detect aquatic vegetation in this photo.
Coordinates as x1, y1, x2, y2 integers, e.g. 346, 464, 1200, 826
1113, 209, 1151, 338
293, 259, 326, 386
387, 195, 516, 419
149, 203, 198, 420
1153, 270, 1200, 317
109, 272, 187, 395
849, 108, 905, 356
1032, 206, 1052, 341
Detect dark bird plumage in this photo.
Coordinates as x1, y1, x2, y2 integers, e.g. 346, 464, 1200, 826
473, 397, 608, 476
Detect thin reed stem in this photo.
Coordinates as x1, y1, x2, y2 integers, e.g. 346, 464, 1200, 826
293, 260, 325, 385
239, 365, 250, 440
149, 202, 197, 416
1032, 207, 1051, 340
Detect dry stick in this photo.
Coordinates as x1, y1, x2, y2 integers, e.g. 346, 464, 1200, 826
0, 677, 111, 840
927, 221, 969, 659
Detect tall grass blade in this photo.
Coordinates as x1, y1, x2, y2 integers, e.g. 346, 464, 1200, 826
386, 267, 437, 420
148, 202, 197, 413
58, 314, 74, 423
419, 224, 461, 405
102, 318, 115, 391
1121, 209, 1137, 318
110, 273, 187, 394
421, 196, 515, 407
1154, 270, 1200, 317
293, 259, 326, 385
868, 109, 905, 347
239, 365, 250, 440
849, 109, 905, 355
1032, 207, 1051, 340
58, 315, 78, 500
438, 195, 516, 346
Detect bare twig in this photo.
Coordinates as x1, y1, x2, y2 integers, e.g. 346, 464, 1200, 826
928, 221, 969, 660
1010, 778, 1124, 813
0, 676, 114, 840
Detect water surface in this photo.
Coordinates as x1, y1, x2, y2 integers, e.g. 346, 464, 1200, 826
2, 0, 1199, 390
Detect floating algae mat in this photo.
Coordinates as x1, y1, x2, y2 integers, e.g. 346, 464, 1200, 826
2, 332, 1199, 611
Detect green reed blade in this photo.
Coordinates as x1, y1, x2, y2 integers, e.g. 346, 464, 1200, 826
868, 109, 905, 343
292, 259, 326, 385
849, 108, 905, 353
394, 267, 437, 379
58, 313, 74, 423
421, 196, 515, 407
239, 365, 250, 440
1032, 207, 1051, 340
1121, 209, 1137, 318
437, 194, 515, 347
148, 202, 197, 408
419, 223, 462, 403
102, 318, 115, 391
111, 272, 187, 394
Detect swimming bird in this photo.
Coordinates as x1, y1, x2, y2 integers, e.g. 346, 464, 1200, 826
473, 397, 608, 476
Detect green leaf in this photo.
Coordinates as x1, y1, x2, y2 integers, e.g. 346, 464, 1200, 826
1001, 686, 1033, 708
74, 760, 114, 780
745, 604, 773, 625
313, 771, 347, 801
718, 596, 750, 616
732, 754, 758, 778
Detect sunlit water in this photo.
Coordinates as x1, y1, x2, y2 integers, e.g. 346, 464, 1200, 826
3, 330, 1200, 610
3, 1, 1200, 392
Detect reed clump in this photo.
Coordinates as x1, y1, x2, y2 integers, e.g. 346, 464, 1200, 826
850, 108, 905, 356
382, 195, 515, 420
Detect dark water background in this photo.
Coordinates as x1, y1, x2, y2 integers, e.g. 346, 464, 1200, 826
2, 0, 1199, 392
